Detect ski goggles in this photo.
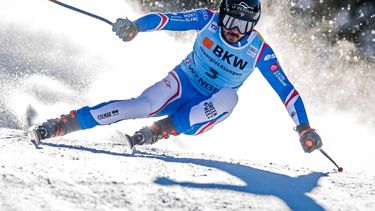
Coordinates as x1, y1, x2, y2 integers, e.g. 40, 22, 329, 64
222, 14, 255, 34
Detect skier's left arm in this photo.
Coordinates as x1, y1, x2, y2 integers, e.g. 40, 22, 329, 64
112, 9, 214, 42
135, 9, 214, 32
256, 43, 322, 153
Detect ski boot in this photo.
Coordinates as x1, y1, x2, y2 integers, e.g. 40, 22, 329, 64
125, 117, 179, 149
29, 110, 81, 145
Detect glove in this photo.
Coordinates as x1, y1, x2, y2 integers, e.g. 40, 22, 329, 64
112, 18, 139, 42
295, 123, 323, 153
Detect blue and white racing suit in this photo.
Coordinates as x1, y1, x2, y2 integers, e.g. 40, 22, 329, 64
76, 9, 309, 135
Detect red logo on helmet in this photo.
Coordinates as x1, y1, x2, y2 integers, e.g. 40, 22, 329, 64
270, 64, 279, 72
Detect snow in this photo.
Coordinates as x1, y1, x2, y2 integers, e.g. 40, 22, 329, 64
1, 129, 374, 210
1, 0, 375, 210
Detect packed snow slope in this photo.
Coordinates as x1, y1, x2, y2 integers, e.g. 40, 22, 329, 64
1, 0, 375, 210
1, 128, 374, 211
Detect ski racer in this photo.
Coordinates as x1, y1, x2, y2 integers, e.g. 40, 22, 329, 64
30, 0, 322, 153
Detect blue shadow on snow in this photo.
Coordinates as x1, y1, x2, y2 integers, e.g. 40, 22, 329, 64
42, 142, 327, 211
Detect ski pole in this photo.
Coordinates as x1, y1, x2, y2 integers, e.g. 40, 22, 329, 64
319, 149, 343, 172
49, 0, 113, 25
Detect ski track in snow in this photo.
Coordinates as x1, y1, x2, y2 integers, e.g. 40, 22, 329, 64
0, 128, 374, 211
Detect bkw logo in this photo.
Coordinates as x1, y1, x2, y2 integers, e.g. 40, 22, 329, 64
203, 37, 248, 70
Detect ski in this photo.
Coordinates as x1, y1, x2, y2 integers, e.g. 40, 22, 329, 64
28, 126, 43, 148
124, 134, 136, 149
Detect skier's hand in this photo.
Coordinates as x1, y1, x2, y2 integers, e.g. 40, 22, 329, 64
296, 124, 323, 153
112, 18, 139, 42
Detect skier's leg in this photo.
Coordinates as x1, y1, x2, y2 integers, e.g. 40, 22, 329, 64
172, 87, 239, 135
77, 70, 187, 128
172, 87, 238, 135
127, 87, 238, 147
76, 97, 152, 130
125, 116, 179, 148
29, 110, 81, 143
29, 69, 188, 141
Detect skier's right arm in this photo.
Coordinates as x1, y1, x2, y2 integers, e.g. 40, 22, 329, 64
112, 9, 214, 41
255, 41, 323, 153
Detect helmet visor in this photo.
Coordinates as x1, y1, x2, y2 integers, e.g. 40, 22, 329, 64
222, 14, 254, 34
